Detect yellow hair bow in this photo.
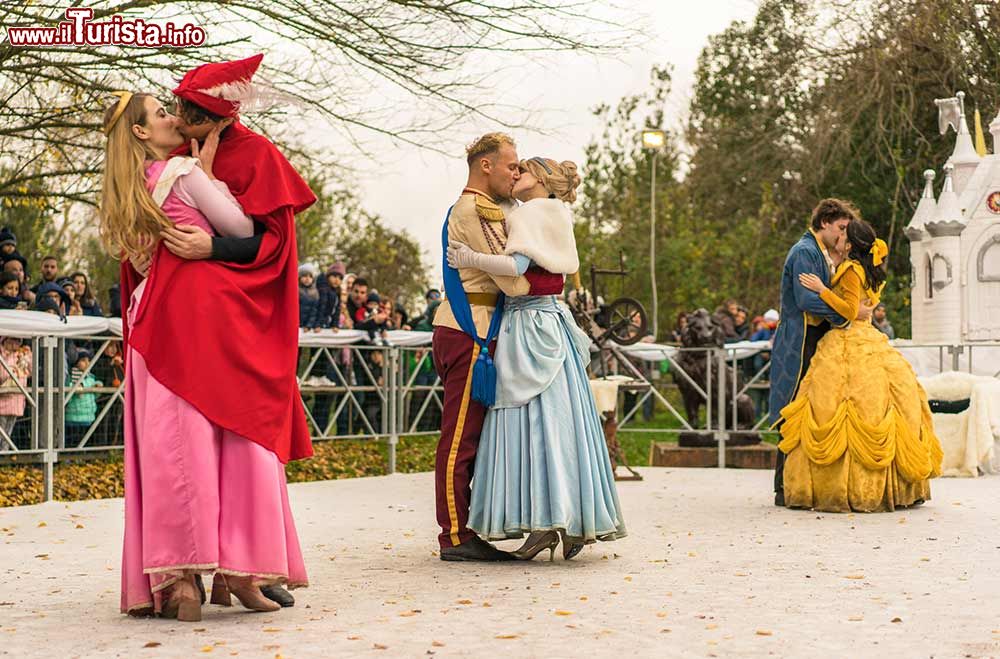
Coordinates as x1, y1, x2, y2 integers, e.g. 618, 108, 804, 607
869, 238, 888, 266
104, 91, 134, 135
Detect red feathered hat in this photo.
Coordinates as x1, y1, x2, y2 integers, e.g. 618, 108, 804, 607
173, 53, 264, 118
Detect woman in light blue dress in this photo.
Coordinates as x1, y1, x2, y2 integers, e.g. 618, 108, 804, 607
447, 157, 627, 561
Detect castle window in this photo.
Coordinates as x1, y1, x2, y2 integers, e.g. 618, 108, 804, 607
977, 234, 1000, 282
931, 254, 952, 291
925, 253, 933, 299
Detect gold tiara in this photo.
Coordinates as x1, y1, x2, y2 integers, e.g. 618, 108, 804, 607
104, 91, 134, 135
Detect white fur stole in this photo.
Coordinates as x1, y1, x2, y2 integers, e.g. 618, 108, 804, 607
504, 198, 579, 274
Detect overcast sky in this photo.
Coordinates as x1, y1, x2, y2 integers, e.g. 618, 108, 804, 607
335, 0, 760, 282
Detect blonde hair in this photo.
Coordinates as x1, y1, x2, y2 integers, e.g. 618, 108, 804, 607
99, 92, 172, 261
466, 132, 516, 166
520, 158, 581, 203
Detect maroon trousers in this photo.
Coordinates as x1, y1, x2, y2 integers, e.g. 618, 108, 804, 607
432, 326, 494, 549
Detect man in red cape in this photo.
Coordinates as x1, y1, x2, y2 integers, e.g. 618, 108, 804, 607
120, 54, 314, 606
122, 53, 314, 466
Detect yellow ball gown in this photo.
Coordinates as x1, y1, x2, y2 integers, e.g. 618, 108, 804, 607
777, 260, 943, 512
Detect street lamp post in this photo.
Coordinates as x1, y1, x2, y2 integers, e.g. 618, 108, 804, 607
641, 129, 665, 340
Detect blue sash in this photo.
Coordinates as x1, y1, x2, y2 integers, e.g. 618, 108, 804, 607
441, 205, 506, 407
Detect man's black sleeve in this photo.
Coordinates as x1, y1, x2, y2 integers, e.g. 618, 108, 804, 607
210, 221, 265, 264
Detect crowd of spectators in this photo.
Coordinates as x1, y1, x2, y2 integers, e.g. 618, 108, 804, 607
297, 261, 443, 438
0, 228, 112, 320
297, 262, 440, 339
0, 227, 125, 450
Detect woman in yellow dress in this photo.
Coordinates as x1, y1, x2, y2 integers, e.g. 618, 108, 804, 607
778, 217, 943, 512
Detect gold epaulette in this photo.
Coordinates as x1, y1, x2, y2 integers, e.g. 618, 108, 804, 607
475, 194, 505, 222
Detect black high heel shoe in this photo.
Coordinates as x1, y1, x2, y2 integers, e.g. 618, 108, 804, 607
511, 531, 560, 561
558, 530, 585, 560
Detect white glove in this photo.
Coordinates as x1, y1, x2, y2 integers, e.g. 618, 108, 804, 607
447, 241, 519, 277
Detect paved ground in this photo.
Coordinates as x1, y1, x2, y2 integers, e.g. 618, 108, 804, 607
2, 468, 999, 658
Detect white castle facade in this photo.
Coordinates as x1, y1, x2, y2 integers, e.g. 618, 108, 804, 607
907, 91, 1000, 343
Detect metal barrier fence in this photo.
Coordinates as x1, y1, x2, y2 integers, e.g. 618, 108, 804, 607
2, 333, 997, 501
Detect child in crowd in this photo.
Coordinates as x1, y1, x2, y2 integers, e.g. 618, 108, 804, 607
2, 255, 34, 305
36, 282, 68, 317
0, 272, 24, 310
64, 349, 101, 446
360, 291, 390, 344
750, 309, 780, 342
0, 336, 32, 441
59, 278, 84, 316
0, 228, 17, 259
93, 341, 125, 389
298, 264, 323, 332
92, 341, 125, 445
318, 262, 345, 331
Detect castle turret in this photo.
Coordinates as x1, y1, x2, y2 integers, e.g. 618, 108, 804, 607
906, 169, 936, 342
947, 92, 982, 196
923, 164, 964, 343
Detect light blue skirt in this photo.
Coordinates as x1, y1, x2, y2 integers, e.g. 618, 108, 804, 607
468, 295, 627, 543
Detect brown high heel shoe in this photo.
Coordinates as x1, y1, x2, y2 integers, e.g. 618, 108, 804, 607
511, 530, 560, 561
161, 575, 202, 622
223, 575, 281, 612
210, 573, 232, 606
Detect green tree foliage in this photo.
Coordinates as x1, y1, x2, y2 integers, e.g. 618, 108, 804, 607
295, 165, 430, 313
335, 213, 429, 313
580, 0, 1000, 339
0, 168, 67, 273
575, 66, 692, 340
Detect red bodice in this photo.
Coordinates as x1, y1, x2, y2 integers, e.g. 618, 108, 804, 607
525, 267, 565, 295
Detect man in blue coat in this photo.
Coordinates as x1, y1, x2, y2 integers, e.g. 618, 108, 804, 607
768, 198, 872, 506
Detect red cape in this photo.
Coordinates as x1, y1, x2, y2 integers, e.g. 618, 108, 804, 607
120, 121, 316, 463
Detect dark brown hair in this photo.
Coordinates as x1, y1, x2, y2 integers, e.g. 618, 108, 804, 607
810, 198, 859, 231
174, 97, 225, 126
846, 218, 887, 291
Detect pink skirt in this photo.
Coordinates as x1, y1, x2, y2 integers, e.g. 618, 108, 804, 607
120, 281, 308, 614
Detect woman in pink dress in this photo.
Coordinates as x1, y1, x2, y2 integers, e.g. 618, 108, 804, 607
101, 92, 307, 622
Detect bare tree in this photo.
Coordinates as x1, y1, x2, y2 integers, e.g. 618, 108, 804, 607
0, 1, 631, 209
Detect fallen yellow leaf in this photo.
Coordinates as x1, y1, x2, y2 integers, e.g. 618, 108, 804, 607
554, 610, 572, 616
756, 630, 772, 636
495, 634, 520, 640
